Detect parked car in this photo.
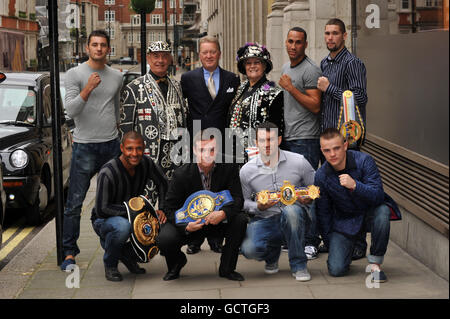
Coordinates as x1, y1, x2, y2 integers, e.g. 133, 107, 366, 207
58, 72, 75, 132
119, 57, 138, 65
121, 71, 141, 96
0, 72, 72, 225
0, 160, 6, 247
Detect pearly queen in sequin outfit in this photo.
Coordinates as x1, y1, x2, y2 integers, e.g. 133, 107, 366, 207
227, 43, 284, 164
120, 41, 188, 202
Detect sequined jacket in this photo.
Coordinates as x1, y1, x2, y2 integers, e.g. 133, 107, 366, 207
227, 77, 284, 163
119, 73, 188, 182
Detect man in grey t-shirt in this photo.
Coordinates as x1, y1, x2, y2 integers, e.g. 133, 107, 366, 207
61, 30, 123, 271
279, 27, 322, 170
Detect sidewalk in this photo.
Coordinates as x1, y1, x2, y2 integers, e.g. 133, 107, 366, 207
0, 177, 448, 300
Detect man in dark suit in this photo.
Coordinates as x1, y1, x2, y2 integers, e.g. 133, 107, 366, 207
156, 132, 247, 281
180, 35, 240, 254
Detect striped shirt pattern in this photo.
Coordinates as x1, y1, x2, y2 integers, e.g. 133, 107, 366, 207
92, 156, 167, 220
320, 47, 368, 132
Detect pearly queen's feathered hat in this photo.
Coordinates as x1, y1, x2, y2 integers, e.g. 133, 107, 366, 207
236, 42, 273, 75
147, 41, 171, 53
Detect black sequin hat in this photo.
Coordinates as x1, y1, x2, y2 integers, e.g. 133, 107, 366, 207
236, 43, 273, 75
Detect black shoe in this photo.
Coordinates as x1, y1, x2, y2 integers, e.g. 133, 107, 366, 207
352, 247, 366, 260
120, 255, 146, 274
219, 271, 245, 281
318, 244, 329, 253
163, 255, 187, 281
105, 267, 123, 282
186, 245, 201, 255
209, 242, 223, 253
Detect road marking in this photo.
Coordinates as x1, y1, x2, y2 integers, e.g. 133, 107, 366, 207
0, 226, 34, 261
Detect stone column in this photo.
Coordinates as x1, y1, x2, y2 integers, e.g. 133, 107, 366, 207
266, 0, 289, 81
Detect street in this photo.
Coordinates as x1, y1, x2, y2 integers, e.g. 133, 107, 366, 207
0, 176, 448, 301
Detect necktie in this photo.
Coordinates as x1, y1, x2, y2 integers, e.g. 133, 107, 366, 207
208, 72, 216, 99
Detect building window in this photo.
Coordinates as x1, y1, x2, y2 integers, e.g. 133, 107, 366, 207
128, 33, 133, 43
170, 0, 175, 8
151, 14, 162, 25
105, 10, 115, 22
106, 27, 115, 39
105, 0, 115, 5
110, 46, 116, 56
132, 15, 140, 25
156, 0, 163, 8
402, 0, 409, 9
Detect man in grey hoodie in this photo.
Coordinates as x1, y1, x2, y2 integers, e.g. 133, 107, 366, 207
61, 30, 123, 270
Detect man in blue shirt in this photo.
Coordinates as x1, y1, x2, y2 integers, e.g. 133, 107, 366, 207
240, 122, 316, 281
315, 128, 390, 283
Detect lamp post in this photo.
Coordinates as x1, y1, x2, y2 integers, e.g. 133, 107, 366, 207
130, 0, 156, 75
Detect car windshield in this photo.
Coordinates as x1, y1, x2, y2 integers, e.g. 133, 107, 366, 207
0, 85, 37, 124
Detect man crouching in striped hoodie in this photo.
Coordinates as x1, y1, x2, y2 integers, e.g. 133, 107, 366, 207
91, 131, 168, 282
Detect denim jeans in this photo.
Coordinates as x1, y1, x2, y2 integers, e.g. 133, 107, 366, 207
281, 138, 320, 170
241, 205, 308, 273
327, 204, 391, 277
92, 216, 132, 268
63, 139, 121, 257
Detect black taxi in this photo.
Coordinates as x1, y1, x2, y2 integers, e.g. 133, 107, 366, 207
0, 72, 72, 225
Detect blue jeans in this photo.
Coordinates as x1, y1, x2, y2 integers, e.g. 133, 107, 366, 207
327, 204, 391, 277
241, 205, 308, 273
92, 216, 131, 268
63, 139, 121, 257
281, 138, 320, 170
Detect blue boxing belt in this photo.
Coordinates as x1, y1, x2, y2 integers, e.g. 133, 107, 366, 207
175, 190, 234, 225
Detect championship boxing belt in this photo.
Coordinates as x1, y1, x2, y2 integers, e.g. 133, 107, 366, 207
337, 90, 365, 148
256, 181, 320, 206
125, 196, 160, 263
175, 190, 234, 224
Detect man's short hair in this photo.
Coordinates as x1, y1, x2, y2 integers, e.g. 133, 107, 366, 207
256, 122, 281, 137
88, 30, 110, 47
288, 27, 308, 42
121, 131, 144, 145
320, 128, 346, 143
199, 35, 221, 52
325, 18, 347, 34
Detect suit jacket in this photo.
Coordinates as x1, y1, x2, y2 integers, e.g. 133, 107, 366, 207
164, 162, 244, 230
181, 67, 240, 135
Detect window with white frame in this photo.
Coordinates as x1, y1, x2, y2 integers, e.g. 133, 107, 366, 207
401, 0, 409, 9
110, 46, 116, 56
131, 15, 140, 25
156, 0, 163, 8
105, 0, 115, 5
170, 0, 175, 8
105, 10, 115, 22
151, 14, 162, 25
128, 32, 133, 43
106, 27, 115, 39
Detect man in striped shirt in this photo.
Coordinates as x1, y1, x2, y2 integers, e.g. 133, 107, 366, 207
317, 18, 368, 136
91, 131, 168, 282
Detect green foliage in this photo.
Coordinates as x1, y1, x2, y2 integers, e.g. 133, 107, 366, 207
130, 0, 156, 14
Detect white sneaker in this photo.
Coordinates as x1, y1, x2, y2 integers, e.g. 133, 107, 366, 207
305, 246, 318, 260
292, 268, 311, 282
264, 262, 279, 274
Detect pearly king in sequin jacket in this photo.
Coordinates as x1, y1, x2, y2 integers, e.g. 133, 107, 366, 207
227, 78, 284, 164
119, 74, 188, 192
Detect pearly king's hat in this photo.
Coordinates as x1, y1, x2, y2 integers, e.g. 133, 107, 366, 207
147, 41, 171, 53
236, 42, 273, 75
